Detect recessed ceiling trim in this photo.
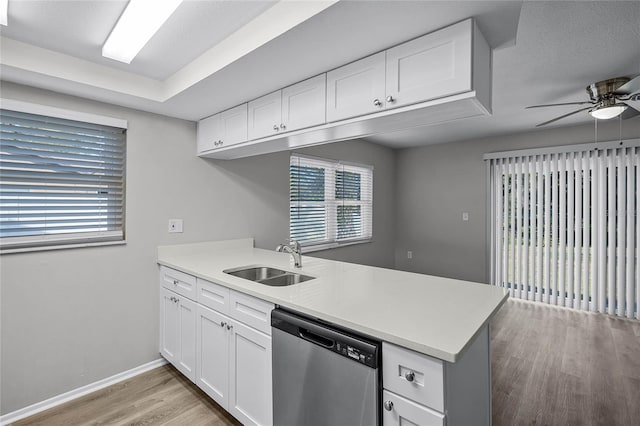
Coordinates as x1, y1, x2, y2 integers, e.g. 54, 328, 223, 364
0, 0, 339, 104
0, 37, 164, 100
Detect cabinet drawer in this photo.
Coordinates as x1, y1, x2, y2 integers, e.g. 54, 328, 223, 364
160, 266, 196, 300
197, 278, 230, 314
229, 290, 274, 335
383, 342, 444, 412
382, 390, 444, 426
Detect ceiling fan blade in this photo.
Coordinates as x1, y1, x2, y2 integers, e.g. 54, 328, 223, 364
535, 106, 593, 127
614, 75, 640, 95
621, 107, 640, 120
526, 101, 594, 109
622, 98, 640, 113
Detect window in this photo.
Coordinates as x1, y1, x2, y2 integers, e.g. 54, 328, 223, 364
290, 154, 373, 251
0, 100, 127, 253
486, 140, 639, 319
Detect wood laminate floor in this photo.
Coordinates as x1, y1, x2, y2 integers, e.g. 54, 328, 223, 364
491, 299, 640, 426
11, 364, 241, 426
11, 300, 640, 426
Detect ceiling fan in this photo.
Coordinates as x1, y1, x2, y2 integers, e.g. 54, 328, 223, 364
527, 75, 640, 127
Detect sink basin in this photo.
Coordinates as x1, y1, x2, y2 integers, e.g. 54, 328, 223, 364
224, 266, 287, 281
223, 265, 315, 287
258, 273, 315, 287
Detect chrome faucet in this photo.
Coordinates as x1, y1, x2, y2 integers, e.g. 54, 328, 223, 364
276, 239, 302, 268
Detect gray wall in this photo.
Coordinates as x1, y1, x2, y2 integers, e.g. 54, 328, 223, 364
0, 82, 396, 414
394, 121, 640, 283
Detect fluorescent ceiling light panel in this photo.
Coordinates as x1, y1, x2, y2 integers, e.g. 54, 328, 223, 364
0, 0, 8, 26
103, 0, 183, 64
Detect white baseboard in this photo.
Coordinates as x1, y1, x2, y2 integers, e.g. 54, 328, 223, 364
0, 358, 168, 425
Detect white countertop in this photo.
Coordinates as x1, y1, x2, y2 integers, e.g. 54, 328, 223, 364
157, 239, 508, 362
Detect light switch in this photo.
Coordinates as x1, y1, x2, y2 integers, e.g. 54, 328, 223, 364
407, 251, 413, 259
462, 212, 469, 222
168, 219, 183, 233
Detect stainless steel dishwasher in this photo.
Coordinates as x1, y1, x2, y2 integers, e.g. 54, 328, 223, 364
271, 308, 381, 426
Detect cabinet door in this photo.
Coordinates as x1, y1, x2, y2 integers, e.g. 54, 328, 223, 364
281, 74, 326, 132
160, 287, 180, 364
196, 113, 221, 153
248, 91, 282, 140
385, 19, 472, 108
219, 104, 248, 148
176, 295, 197, 382
382, 390, 445, 426
229, 319, 272, 426
326, 52, 386, 122
196, 305, 230, 409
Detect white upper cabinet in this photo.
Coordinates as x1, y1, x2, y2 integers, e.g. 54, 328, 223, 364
248, 91, 283, 140
196, 113, 221, 153
385, 19, 473, 109
281, 74, 326, 132
248, 74, 327, 140
219, 104, 248, 147
197, 104, 248, 153
326, 52, 386, 122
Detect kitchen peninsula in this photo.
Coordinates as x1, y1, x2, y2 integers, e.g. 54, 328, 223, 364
157, 238, 508, 426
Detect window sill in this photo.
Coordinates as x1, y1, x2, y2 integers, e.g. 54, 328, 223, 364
301, 238, 372, 254
1, 240, 126, 255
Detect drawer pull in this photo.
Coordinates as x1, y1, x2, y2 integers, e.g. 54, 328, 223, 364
383, 400, 394, 411
405, 371, 415, 382
173, 279, 178, 285
220, 321, 226, 327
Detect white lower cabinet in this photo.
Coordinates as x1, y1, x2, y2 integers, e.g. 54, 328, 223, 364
160, 266, 274, 426
229, 318, 273, 426
160, 287, 196, 382
382, 325, 491, 426
196, 304, 230, 407
383, 390, 444, 426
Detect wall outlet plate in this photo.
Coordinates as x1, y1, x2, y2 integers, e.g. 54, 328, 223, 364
168, 219, 183, 233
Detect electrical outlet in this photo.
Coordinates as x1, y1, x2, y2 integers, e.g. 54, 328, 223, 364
168, 219, 183, 233
462, 212, 469, 221
407, 251, 413, 259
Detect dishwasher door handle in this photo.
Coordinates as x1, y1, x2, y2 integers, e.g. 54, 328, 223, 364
299, 328, 335, 348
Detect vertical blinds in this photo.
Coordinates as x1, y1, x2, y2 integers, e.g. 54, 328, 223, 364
487, 141, 639, 319
0, 108, 126, 251
290, 154, 373, 249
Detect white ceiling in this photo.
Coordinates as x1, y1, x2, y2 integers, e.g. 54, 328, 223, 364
1, 0, 639, 149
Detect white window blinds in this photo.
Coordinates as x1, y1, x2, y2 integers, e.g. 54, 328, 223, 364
290, 154, 373, 250
487, 140, 640, 319
0, 107, 126, 252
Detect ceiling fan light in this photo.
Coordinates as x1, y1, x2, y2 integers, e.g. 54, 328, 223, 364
102, 0, 183, 64
589, 105, 627, 120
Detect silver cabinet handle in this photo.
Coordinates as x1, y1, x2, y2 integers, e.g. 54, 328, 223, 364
405, 371, 415, 382
383, 401, 394, 411
219, 321, 226, 327
226, 323, 233, 330
173, 279, 178, 285
280, 123, 286, 130
273, 125, 279, 131
386, 95, 395, 103
219, 140, 223, 146
373, 98, 382, 107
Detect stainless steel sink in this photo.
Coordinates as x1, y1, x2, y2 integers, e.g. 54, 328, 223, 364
224, 266, 287, 281
223, 265, 315, 287
258, 273, 315, 287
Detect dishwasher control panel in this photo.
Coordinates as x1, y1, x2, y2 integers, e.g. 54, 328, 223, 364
335, 341, 376, 367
